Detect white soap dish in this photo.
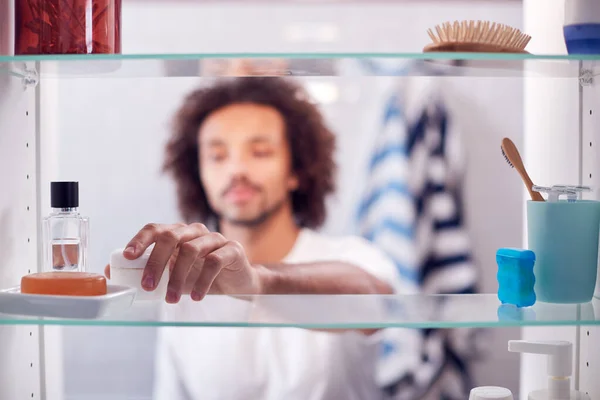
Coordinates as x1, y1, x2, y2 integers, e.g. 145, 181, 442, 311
0, 284, 136, 319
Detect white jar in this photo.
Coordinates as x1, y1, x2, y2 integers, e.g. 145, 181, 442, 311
109, 248, 169, 302
469, 387, 513, 400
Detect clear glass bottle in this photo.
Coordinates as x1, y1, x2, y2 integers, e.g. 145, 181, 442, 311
42, 181, 89, 272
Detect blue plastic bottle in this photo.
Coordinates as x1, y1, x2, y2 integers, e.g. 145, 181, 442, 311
564, 0, 600, 54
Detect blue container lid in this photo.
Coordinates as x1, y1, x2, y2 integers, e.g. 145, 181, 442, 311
496, 248, 536, 261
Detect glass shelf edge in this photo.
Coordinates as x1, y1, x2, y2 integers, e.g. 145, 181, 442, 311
0, 55, 596, 79
1, 52, 600, 62
0, 293, 598, 328
0, 320, 598, 329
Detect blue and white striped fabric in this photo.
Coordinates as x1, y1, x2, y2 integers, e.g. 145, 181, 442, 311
357, 72, 480, 399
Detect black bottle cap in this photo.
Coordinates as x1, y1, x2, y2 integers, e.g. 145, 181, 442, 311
51, 181, 79, 208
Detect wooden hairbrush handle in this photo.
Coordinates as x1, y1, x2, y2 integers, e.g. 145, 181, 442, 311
501, 138, 544, 202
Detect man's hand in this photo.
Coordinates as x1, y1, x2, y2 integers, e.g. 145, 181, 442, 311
106, 223, 265, 304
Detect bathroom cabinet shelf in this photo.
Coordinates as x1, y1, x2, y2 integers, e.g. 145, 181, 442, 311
0, 52, 599, 79
1, 293, 599, 329
0, 4, 599, 398
1, 0, 599, 395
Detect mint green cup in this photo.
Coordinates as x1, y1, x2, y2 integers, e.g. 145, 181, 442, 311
527, 200, 600, 303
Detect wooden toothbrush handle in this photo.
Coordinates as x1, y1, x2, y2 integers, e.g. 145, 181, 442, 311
520, 171, 544, 201
528, 187, 545, 202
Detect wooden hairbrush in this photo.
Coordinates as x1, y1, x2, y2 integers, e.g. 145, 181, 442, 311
424, 20, 532, 53
501, 138, 544, 202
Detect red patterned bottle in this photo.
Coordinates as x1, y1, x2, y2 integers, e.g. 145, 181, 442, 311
15, 0, 121, 55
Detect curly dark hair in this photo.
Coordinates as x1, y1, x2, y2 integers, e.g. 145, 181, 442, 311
163, 77, 337, 230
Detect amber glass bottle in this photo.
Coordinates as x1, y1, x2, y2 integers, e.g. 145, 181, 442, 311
15, 0, 121, 55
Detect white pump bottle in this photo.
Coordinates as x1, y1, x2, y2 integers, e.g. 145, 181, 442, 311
508, 340, 590, 400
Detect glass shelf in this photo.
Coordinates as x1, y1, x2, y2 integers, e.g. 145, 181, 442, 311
1, 52, 599, 79
1, 293, 599, 329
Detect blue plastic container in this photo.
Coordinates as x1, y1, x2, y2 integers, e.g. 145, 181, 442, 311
496, 248, 536, 308
527, 200, 600, 303
564, 23, 600, 54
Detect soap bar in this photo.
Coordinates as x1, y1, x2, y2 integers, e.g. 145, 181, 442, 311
21, 272, 107, 296
496, 248, 536, 308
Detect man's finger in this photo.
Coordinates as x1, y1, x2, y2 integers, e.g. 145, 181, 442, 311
124, 222, 208, 259
142, 224, 207, 291
191, 241, 239, 301
123, 223, 166, 259
167, 233, 227, 302
165, 242, 200, 303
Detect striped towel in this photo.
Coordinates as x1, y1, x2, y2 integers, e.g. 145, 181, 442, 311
357, 73, 480, 399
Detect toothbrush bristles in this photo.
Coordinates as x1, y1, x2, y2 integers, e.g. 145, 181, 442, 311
501, 147, 514, 168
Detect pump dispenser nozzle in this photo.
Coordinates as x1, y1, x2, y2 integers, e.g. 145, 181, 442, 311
508, 340, 590, 400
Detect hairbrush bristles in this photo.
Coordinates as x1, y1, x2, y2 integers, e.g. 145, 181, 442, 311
424, 20, 531, 53
501, 147, 514, 168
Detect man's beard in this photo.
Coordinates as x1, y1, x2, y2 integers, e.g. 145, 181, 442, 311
217, 197, 287, 228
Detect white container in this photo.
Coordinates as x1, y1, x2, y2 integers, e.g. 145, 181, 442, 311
565, 0, 600, 26
109, 248, 169, 302
469, 386, 513, 400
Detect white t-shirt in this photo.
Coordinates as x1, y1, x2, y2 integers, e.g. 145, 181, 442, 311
152, 229, 407, 400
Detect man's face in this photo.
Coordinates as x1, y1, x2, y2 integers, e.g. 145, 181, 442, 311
198, 103, 299, 226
